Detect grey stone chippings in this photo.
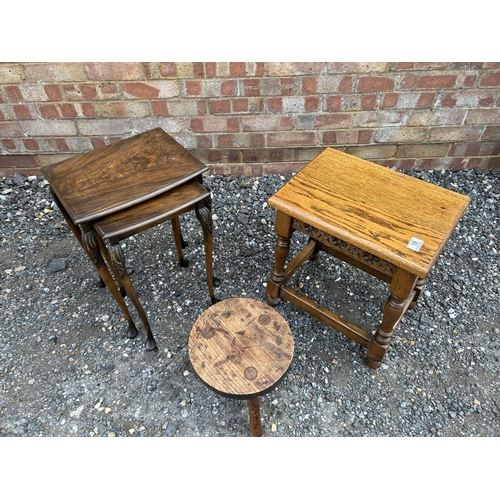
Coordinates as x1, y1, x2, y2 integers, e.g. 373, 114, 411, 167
0, 169, 498, 437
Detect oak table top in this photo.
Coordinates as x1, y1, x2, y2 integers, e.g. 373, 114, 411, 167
188, 298, 294, 399
268, 147, 470, 278
41, 127, 208, 224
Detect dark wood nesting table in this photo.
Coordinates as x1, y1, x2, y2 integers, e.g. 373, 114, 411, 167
42, 127, 217, 350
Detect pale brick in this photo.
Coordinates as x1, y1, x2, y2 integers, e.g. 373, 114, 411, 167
395, 143, 450, 158
328, 62, 387, 73
85, 62, 144, 81
201, 80, 224, 98
465, 108, 500, 124
429, 126, 483, 142
318, 76, 344, 93
374, 127, 428, 143
22, 120, 77, 136
24, 63, 86, 82
242, 115, 294, 132
19, 85, 49, 102
408, 109, 466, 126
259, 78, 282, 96
345, 144, 397, 159
164, 100, 200, 116
0, 63, 25, 83
0, 104, 16, 120
353, 110, 409, 128
130, 117, 184, 135
77, 119, 132, 136
267, 62, 325, 76
282, 96, 306, 113
94, 101, 150, 118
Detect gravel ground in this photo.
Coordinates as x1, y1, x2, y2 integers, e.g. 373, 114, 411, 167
0, 167, 499, 442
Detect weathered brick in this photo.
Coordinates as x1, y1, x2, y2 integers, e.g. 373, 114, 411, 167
209, 99, 231, 114
25, 63, 86, 82
0, 154, 39, 167
267, 131, 316, 146
395, 143, 450, 158
479, 72, 500, 87
130, 117, 184, 135
482, 125, 500, 141
465, 108, 500, 124
267, 62, 324, 76
232, 98, 264, 114
190, 116, 239, 132
22, 120, 78, 136
408, 109, 466, 126
322, 129, 373, 144
265, 161, 306, 175
242, 79, 260, 96
416, 74, 458, 89
374, 127, 428, 143
62, 84, 99, 100
39, 104, 59, 119
23, 138, 40, 151
159, 63, 178, 78
229, 62, 247, 77
345, 144, 397, 159
241, 115, 294, 132
328, 62, 387, 73
0, 122, 23, 136
73, 119, 130, 136
0, 64, 25, 83
19, 85, 50, 102
44, 84, 63, 101
14, 104, 33, 120
122, 82, 160, 98
353, 110, 409, 128
4, 86, 24, 102
449, 141, 500, 157
1, 139, 16, 151
94, 101, 150, 118
358, 76, 395, 92
310, 113, 351, 129
85, 62, 144, 81
429, 126, 483, 142
301, 76, 318, 93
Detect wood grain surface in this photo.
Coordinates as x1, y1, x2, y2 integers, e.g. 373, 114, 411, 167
188, 298, 294, 399
41, 128, 207, 224
268, 147, 470, 276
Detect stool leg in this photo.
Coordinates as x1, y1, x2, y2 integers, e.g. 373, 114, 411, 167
366, 268, 417, 369
80, 225, 138, 340
108, 241, 157, 351
195, 199, 218, 304
267, 211, 294, 306
171, 216, 189, 268
247, 397, 263, 437
408, 277, 427, 310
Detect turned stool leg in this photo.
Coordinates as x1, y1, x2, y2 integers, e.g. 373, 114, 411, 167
247, 397, 263, 437
267, 211, 294, 306
366, 268, 417, 369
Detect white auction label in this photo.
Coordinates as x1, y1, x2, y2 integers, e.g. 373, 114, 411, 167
407, 237, 424, 252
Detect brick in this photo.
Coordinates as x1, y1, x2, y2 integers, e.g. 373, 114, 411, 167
353, 110, 409, 128
267, 131, 316, 146
415, 62, 450, 70
265, 162, 307, 175
482, 125, 500, 141
440, 90, 496, 108
280, 78, 296, 95
80, 103, 96, 118
185, 80, 202, 96
39, 104, 59, 119
0, 63, 25, 83
0, 122, 23, 136
151, 101, 169, 116
408, 109, 466, 126
241, 115, 294, 132
204, 63, 217, 78
209, 99, 231, 114
59, 103, 78, 118
465, 108, 500, 124
305, 96, 320, 111
130, 117, 183, 135
159, 63, 178, 78
24, 63, 86, 82
229, 62, 247, 77
345, 145, 397, 159
260, 78, 281, 96
312, 113, 351, 129
23, 139, 40, 151
18, 85, 49, 102
395, 143, 450, 158
325, 95, 341, 111
267, 62, 325, 76
190, 116, 239, 132
0, 154, 39, 167
232, 98, 264, 114
216, 133, 252, 148
91, 137, 107, 149
417, 93, 436, 108
1, 139, 16, 151
44, 84, 62, 101
328, 62, 387, 73
301, 76, 318, 93
358, 76, 395, 92
322, 129, 373, 144
22, 120, 77, 136
173, 63, 204, 79
400, 74, 418, 89
416, 74, 458, 89
69, 119, 129, 136
429, 126, 483, 142
390, 63, 414, 71
5, 86, 23, 101
94, 101, 150, 118
449, 141, 500, 157
242, 79, 260, 96
62, 84, 99, 100
374, 127, 428, 143
318, 75, 345, 93
122, 82, 160, 98
221, 80, 237, 96
480, 72, 500, 87
97, 82, 121, 98
84, 62, 144, 81
14, 105, 33, 120
361, 94, 377, 110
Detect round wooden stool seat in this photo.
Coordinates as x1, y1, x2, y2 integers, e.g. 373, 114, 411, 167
188, 297, 294, 436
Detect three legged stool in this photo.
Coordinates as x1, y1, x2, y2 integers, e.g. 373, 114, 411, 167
266, 147, 470, 369
188, 298, 294, 436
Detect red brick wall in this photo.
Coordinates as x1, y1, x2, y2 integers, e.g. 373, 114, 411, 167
1, 62, 499, 177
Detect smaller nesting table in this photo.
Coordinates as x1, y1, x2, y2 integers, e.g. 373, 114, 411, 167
188, 298, 294, 436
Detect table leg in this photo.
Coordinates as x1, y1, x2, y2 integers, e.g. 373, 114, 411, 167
80, 224, 139, 340
108, 241, 157, 351
247, 397, 263, 437
171, 216, 189, 268
267, 211, 294, 306
408, 277, 427, 310
195, 199, 218, 304
366, 267, 418, 369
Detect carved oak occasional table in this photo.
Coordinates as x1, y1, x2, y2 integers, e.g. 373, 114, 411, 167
188, 298, 294, 436
266, 147, 470, 369
41, 127, 216, 350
